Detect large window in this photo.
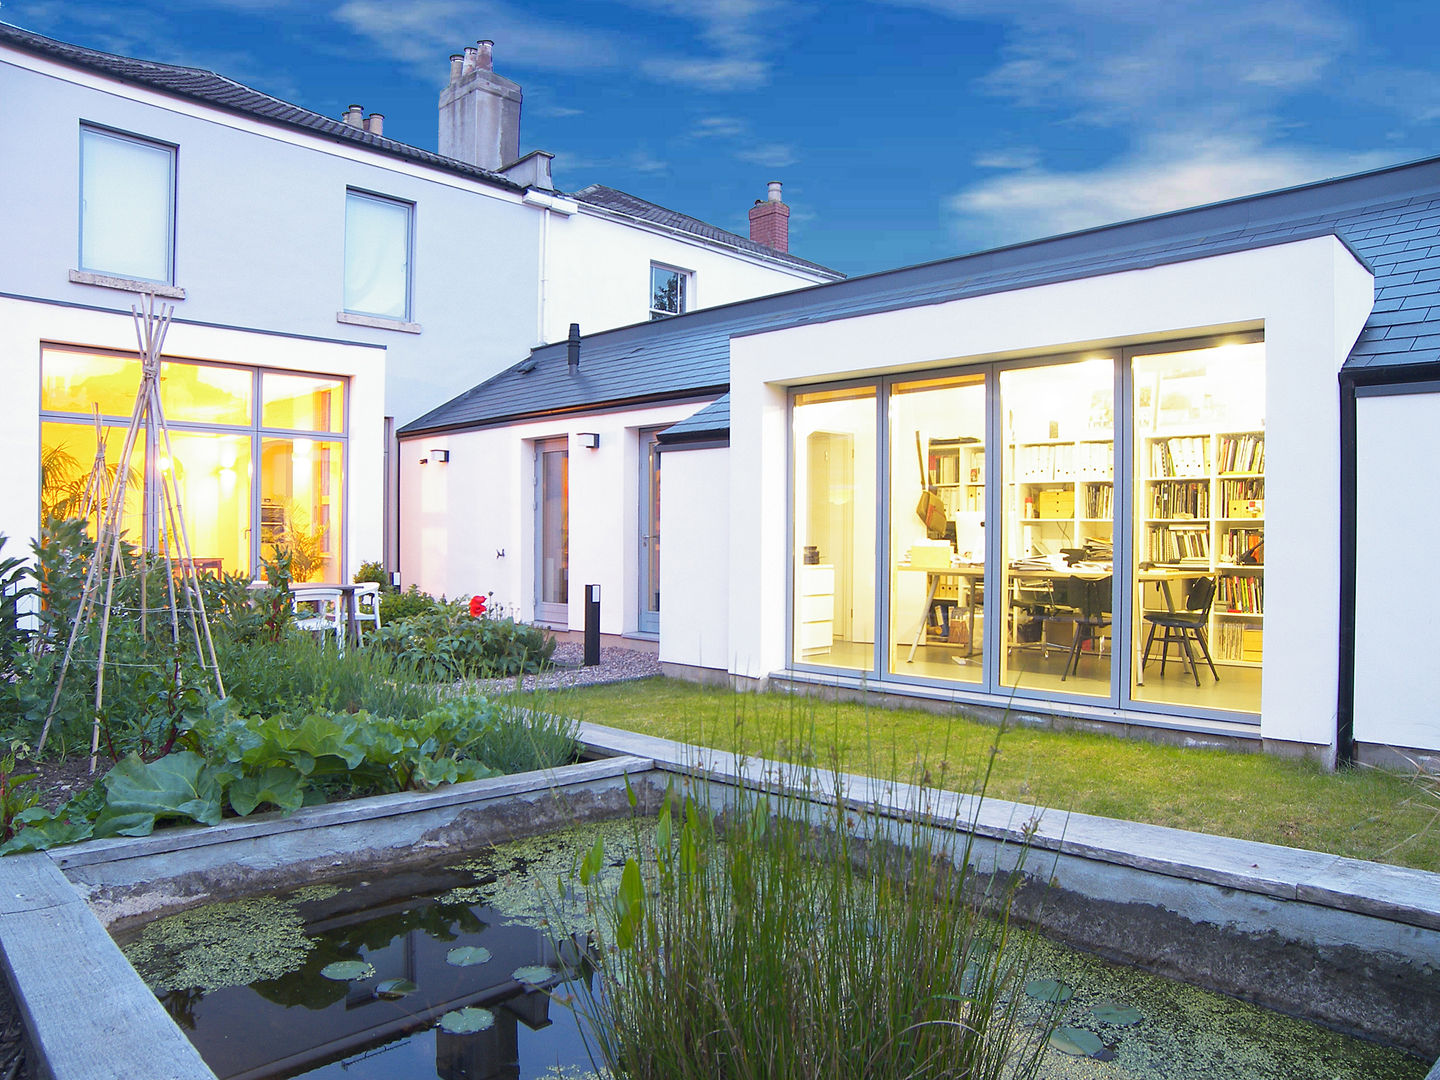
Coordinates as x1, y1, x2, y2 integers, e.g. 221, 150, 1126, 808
789, 336, 1264, 721
344, 190, 412, 320
79, 126, 176, 284
793, 386, 876, 671
40, 346, 347, 583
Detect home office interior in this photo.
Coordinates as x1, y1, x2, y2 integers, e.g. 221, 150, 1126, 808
791, 336, 1266, 717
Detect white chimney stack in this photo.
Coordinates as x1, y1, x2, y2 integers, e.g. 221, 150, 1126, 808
343, 104, 364, 128
439, 39, 522, 171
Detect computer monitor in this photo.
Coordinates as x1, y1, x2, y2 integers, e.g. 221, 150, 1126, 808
953, 512, 984, 562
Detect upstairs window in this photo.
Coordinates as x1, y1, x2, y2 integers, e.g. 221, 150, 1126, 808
344, 190, 412, 320
650, 263, 690, 320
79, 125, 176, 284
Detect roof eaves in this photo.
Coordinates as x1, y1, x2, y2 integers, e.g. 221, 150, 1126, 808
397, 385, 729, 437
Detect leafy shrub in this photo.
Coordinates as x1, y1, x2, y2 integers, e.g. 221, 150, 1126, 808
1, 693, 579, 854
372, 604, 555, 679
379, 585, 444, 626
354, 560, 388, 586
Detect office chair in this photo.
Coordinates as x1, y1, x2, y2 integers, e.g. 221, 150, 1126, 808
1056, 575, 1112, 682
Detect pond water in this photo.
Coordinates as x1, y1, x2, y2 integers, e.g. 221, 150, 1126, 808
115, 819, 1428, 1080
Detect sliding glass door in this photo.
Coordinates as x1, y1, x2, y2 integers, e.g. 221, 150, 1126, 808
535, 438, 569, 625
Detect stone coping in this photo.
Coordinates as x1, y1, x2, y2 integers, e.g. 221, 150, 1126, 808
576, 721, 1440, 933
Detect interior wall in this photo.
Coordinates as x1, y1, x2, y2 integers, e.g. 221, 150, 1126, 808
1354, 388, 1440, 751
658, 445, 730, 671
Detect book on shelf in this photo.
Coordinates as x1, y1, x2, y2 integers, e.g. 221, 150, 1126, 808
1218, 433, 1265, 473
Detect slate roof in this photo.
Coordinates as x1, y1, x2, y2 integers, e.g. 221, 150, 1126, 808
573, 185, 843, 279
0, 20, 525, 192
401, 152, 1440, 438
656, 395, 730, 445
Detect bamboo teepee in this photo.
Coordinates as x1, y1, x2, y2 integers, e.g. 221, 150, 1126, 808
38, 294, 226, 769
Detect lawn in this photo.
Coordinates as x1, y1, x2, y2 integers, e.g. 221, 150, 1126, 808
554, 678, 1440, 873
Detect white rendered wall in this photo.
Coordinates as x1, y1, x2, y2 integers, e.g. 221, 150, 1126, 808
729, 235, 1373, 750
0, 295, 386, 576
399, 400, 714, 632
1354, 390, 1440, 751
542, 208, 833, 344
658, 446, 730, 671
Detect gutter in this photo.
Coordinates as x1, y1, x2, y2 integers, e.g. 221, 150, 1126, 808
397, 386, 728, 439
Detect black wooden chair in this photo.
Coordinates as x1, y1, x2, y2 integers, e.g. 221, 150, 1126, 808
1141, 576, 1219, 686
1053, 575, 1111, 681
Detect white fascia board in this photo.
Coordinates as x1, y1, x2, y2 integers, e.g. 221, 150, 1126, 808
573, 201, 840, 283
522, 190, 579, 215
1, 48, 528, 207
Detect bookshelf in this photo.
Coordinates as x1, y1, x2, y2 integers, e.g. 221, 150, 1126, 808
926, 436, 985, 515
1139, 429, 1265, 665
1011, 438, 1114, 554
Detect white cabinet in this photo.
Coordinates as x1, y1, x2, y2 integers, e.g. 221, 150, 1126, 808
798, 564, 835, 656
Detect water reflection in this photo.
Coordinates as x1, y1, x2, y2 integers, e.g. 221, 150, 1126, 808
129, 867, 597, 1080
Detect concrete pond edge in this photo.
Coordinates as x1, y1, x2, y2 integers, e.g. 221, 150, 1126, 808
0, 728, 1434, 1078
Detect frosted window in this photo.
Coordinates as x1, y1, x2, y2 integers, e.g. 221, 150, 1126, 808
80, 127, 175, 283
344, 191, 411, 319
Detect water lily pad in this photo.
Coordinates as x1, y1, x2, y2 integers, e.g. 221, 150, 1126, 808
1089, 1002, 1144, 1026
512, 964, 557, 986
375, 978, 417, 999
320, 961, 375, 982
445, 946, 492, 968
1024, 978, 1073, 1003
439, 1006, 495, 1034
1049, 1026, 1105, 1057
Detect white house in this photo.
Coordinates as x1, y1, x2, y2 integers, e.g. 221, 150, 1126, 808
0, 23, 839, 584
400, 153, 1440, 766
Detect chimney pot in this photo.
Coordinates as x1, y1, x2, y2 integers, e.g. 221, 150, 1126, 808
343, 104, 364, 127
449, 53, 464, 82
463, 46, 478, 73
767, 180, 783, 202
477, 40, 494, 71
365, 113, 384, 137
567, 323, 581, 374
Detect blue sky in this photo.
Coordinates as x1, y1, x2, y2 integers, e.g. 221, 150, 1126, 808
7, 1, 1439, 276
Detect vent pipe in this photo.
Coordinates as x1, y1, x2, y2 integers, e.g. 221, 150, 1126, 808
567, 323, 581, 374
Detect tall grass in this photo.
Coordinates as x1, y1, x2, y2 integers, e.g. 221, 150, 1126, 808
568, 761, 1055, 1080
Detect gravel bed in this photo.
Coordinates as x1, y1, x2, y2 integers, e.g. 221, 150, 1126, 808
473, 643, 660, 692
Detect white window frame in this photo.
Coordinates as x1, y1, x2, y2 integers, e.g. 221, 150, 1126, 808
343, 189, 414, 322
649, 262, 692, 320
78, 124, 177, 285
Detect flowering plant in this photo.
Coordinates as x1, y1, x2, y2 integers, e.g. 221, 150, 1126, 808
468, 594, 488, 618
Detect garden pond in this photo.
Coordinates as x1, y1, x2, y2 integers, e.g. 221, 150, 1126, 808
114, 819, 1430, 1080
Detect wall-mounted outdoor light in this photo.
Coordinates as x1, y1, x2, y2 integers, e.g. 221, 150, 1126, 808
431, 449, 450, 462
578, 432, 600, 449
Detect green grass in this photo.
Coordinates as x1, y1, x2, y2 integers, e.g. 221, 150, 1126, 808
553, 678, 1440, 873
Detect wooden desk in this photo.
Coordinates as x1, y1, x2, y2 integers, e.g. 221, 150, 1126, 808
897, 564, 984, 663
289, 582, 365, 646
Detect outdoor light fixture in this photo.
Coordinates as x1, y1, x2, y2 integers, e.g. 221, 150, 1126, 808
578, 432, 599, 449
431, 449, 450, 462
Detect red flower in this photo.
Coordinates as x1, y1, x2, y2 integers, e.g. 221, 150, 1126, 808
469, 594, 487, 617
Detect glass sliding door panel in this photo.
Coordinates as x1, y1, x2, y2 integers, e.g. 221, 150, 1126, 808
40, 420, 144, 540
792, 386, 877, 672
536, 441, 569, 623
887, 372, 986, 684
260, 437, 343, 582
165, 431, 253, 578
1131, 340, 1264, 714
160, 362, 251, 427
999, 357, 1115, 697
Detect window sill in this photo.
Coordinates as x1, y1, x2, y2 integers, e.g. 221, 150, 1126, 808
337, 311, 422, 334
69, 270, 185, 299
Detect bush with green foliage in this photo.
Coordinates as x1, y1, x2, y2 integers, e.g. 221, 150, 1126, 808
372, 603, 555, 679
354, 560, 388, 586
379, 584, 445, 626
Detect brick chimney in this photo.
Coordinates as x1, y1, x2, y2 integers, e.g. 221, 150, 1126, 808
748, 180, 789, 253
439, 39, 522, 171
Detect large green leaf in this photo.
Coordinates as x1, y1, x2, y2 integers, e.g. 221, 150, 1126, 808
91, 809, 159, 838
1048, 1027, 1105, 1057
103, 752, 223, 827
1089, 1002, 1144, 1026
228, 765, 307, 817
439, 1007, 494, 1034
1024, 978, 1073, 1003
0, 808, 94, 854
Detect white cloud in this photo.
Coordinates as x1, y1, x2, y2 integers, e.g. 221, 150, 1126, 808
737, 141, 798, 168
693, 116, 748, 138
948, 133, 1396, 247
536, 104, 584, 118
625, 0, 796, 90
974, 147, 1040, 170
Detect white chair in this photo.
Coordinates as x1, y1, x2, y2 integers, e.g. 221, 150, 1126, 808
292, 588, 344, 651
355, 581, 382, 644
